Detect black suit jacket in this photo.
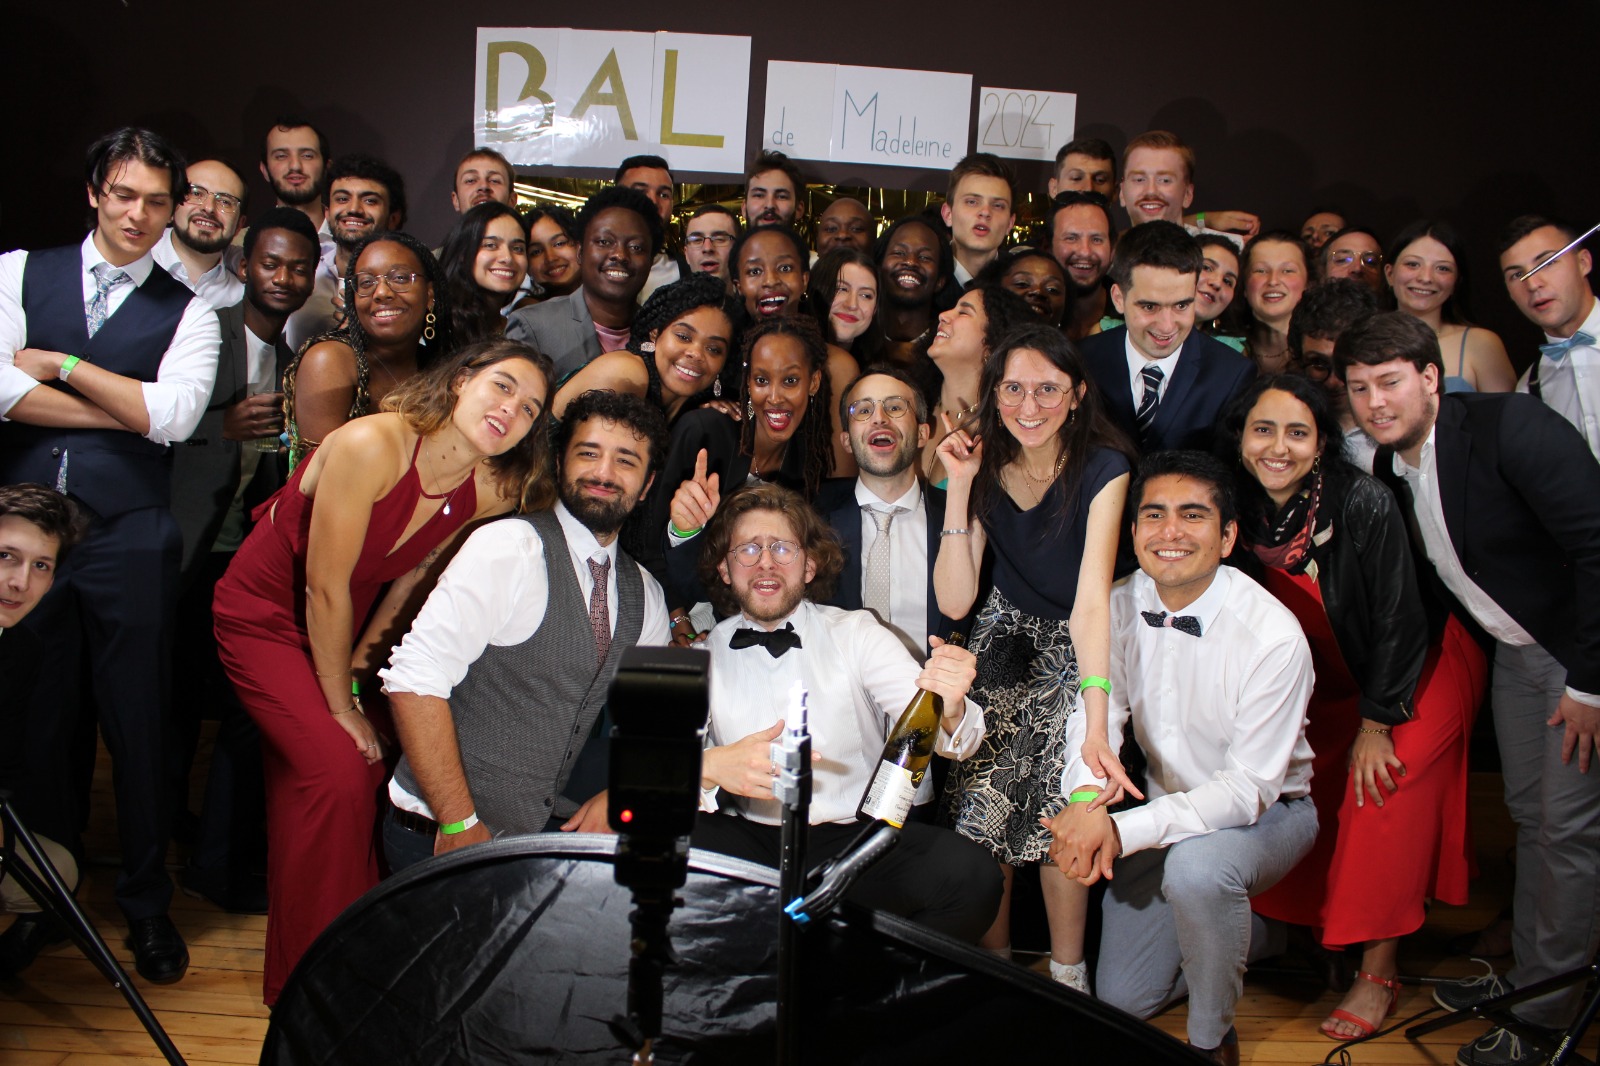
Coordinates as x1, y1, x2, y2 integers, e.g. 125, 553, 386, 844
1079, 326, 1254, 454
169, 301, 291, 583
814, 478, 976, 653
1374, 392, 1600, 692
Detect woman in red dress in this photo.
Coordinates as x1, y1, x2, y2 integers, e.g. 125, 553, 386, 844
1218, 373, 1486, 1039
213, 339, 555, 1004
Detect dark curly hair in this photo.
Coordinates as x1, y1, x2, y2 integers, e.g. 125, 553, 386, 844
438, 201, 525, 347
737, 315, 835, 499
339, 230, 453, 366
910, 283, 1034, 408
556, 388, 671, 479
576, 185, 664, 260
696, 482, 844, 618
1214, 372, 1351, 529
977, 246, 1074, 330
627, 274, 746, 408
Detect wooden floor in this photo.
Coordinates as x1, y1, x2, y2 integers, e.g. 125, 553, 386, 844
0, 742, 1581, 1065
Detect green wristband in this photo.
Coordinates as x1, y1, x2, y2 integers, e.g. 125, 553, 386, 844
59, 355, 81, 380
669, 520, 702, 538
1067, 790, 1103, 805
1080, 675, 1111, 697
1195, 212, 1206, 228
351, 679, 361, 696
439, 812, 479, 835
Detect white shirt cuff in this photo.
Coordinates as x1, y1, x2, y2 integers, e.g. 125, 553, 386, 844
1566, 687, 1600, 709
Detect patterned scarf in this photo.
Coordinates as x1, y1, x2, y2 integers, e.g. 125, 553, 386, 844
1247, 467, 1323, 574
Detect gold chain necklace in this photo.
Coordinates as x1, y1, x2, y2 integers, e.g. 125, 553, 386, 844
1021, 448, 1068, 486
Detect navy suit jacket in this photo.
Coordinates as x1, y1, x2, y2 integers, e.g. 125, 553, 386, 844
1079, 326, 1254, 454
814, 478, 976, 654
1374, 393, 1600, 692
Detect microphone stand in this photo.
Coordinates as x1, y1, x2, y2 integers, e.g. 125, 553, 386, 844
771, 684, 811, 1066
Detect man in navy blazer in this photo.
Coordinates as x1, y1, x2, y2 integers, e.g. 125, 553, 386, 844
1347, 312, 1600, 1064
1079, 221, 1253, 455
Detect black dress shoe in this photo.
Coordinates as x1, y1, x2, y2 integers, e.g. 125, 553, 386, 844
0, 914, 69, 978
127, 915, 188, 984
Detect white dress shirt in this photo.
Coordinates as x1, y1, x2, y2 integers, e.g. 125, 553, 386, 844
1125, 330, 1183, 404
1342, 422, 1377, 474
151, 230, 244, 311
0, 234, 221, 444
702, 599, 984, 826
1518, 296, 1600, 459
856, 479, 929, 660
382, 502, 672, 815
1061, 567, 1315, 856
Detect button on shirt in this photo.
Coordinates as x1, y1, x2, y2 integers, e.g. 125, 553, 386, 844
0, 234, 221, 443
1125, 331, 1183, 405
151, 230, 244, 311
703, 599, 985, 826
856, 480, 929, 660
1062, 567, 1315, 856
381, 501, 672, 817
1519, 297, 1600, 459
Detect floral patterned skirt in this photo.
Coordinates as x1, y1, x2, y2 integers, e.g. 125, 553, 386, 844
942, 586, 1078, 865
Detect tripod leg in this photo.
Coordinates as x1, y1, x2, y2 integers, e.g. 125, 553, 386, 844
2, 800, 189, 1066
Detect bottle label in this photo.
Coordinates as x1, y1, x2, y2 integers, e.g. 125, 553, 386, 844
861, 761, 918, 828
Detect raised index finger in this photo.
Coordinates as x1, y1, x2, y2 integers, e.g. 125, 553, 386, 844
693, 448, 708, 485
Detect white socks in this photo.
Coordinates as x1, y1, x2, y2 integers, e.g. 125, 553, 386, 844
1050, 958, 1089, 993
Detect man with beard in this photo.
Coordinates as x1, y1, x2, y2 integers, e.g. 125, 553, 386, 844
1347, 312, 1600, 1066
283, 153, 406, 353
506, 186, 662, 379
379, 390, 672, 869
875, 215, 952, 368
167, 207, 320, 912
152, 159, 246, 310
1049, 191, 1118, 341
743, 149, 806, 230
687, 481, 1000, 943
258, 117, 330, 240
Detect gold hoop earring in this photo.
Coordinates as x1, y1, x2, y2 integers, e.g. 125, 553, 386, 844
423, 309, 437, 343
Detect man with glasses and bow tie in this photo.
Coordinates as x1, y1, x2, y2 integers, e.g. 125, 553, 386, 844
688, 481, 1001, 943
0, 126, 223, 985
1048, 451, 1315, 1066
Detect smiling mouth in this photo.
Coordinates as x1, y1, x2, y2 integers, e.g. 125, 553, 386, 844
762, 408, 794, 433
1152, 548, 1192, 559
1016, 416, 1047, 430
750, 578, 783, 593
603, 266, 633, 281
370, 308, 406, 322
1257, 457, 1295, 472
670, 362, 704, 383
893, 269, 925, 289
485, 415, 508, 437
757, 295, 788, 315
1136, 199, 1168, 213
866, 429, 897, 448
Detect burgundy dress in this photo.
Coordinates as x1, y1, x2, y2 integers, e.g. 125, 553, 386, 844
213, 438, 474, 1003
1250, 568, 1486, 946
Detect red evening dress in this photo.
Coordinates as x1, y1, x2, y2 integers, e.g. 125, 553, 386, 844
1250, 567, 1487, 947
212, 438, 475, 1004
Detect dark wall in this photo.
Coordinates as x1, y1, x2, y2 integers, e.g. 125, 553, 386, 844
4, 0, 1594, 353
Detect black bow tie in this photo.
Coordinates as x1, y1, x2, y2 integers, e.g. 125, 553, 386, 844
729, 623, 802, 658
1141, 610, 1203, 637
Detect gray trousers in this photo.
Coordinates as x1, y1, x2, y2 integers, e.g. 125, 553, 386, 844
1096, 796, 1318, 1048
1494, 641, 1600, 1027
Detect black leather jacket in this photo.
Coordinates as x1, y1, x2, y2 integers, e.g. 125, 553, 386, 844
1234, 466, 1428, 727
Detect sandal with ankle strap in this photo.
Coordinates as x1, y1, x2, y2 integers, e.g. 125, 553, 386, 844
1319, 970, 1401, 1040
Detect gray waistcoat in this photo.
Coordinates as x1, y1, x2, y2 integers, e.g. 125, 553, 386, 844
393, 509, 645, 830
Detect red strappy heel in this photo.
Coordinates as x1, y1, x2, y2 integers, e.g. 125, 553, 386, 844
1320, 970, 1402, 1039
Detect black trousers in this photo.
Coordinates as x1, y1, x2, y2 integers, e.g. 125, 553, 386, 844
18, 505, 180, 922
690, 812, 1002, 944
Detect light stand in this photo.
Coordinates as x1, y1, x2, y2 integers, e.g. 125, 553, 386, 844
0, 790, 186, 1065
771, 684, 812, 1066
1406, 953, 1600, 1065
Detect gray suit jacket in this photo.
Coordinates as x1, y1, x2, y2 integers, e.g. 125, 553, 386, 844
504, 287, 603, 379
170, 301, 291, 582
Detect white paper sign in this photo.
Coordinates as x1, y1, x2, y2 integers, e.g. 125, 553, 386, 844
831, 65, 971, 168
474, 28, 750, 174
761, 61, 837, 161
975, 86, 1075, 162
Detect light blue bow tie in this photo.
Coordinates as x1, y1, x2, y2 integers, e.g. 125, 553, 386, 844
1540, 331, 1595, 360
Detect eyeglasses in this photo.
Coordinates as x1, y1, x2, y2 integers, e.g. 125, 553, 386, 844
846, 396, 913, 422
995, 381, 1067, 409
684, 232, 734, 248
353, 270, 423, 295
1298, 355, 1335, 381
1329, 251, 1383, 270
727, 540, 801, 566
184, 184, 242, 214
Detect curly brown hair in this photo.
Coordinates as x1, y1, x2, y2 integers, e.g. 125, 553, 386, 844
696, 483, 844, 618
382, 338, 556, 512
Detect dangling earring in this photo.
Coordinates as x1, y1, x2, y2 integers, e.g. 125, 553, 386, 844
713, 377, 722, 398
745, 398, 754, 419
1312, 454, 1322, 476
640, 340, 656, 353
1068, 406, 1077, 425
423, 309, 437, 342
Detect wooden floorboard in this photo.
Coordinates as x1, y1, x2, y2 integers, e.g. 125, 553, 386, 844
2, 737, 1583, 1064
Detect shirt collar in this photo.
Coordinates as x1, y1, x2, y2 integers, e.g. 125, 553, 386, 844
1124, 330, 1180, 376
81, 232, 154, 287
554, 499, 618, 569
1390, 424, 1438, 478
734, 597, 811, 636
854, 477, 922, 511
1134, 565, 1232, 634
1547, 295, 1600, 347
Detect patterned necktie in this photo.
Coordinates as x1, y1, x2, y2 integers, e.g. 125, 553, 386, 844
1135, 363, 1165, 437
862, 505, 907, 620
86, 262, 129, 339
587, 556, 612, 664
729, 623, 802, 658
1141, 609, 1202, 637
1539, 331, 1596, 361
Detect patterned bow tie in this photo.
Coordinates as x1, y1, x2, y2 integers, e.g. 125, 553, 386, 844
729, 623, 802, 658
1540, 331, 1595, 361
1141, 610, 1202, 637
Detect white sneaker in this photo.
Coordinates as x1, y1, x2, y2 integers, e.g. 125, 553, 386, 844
1049, 958, 1090, 993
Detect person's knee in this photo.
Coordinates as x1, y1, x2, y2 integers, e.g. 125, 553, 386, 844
1096, 962, 1170, 1019
1162, 842, 1244, 907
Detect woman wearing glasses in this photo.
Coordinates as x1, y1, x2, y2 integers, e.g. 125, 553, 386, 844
934, 323, 1135, 991
283, 231, 453, 466
213, 338, 555, 1005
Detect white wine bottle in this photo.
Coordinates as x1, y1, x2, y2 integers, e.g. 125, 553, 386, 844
857, 632, 966, 828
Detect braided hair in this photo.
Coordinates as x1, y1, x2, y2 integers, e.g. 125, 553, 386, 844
626, 273, 746, 410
